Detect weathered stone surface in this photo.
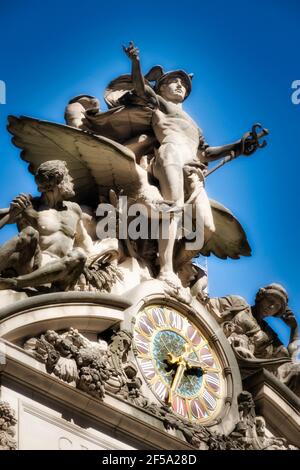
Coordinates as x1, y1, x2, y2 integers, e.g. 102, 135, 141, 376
0, 41, 296, 451
205, 283, 300, 396
0, 401, 17, 450
2, 42, 268, 296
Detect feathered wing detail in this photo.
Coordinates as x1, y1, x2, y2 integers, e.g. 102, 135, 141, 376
7, 116, 251, 262
7, 116, 141, 206
174, 200, 251, 268
201, 200, 251, 259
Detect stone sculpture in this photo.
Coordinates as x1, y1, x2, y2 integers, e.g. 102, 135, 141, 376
1, 42, 269, 295
206, 283, 300, 395
0, 160, 122, 292
230, 391, 297, 450
121, 41, 262, 286
24, 327, 144, 403
23, 326, 297, 451
0, 401, 17, 450
0, 42, 298, 451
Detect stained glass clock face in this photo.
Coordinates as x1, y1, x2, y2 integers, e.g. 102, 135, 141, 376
133, 305, 225, 423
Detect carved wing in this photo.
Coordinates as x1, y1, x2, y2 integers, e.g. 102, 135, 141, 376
201, 200, 251, 259
8, 116, 141, 206
174, 199, 251, 268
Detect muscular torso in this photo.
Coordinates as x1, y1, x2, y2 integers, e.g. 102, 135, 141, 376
19, 201, 81, 258
152, 98, 200, 152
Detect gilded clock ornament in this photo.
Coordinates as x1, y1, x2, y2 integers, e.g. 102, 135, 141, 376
133, 305, 226, 423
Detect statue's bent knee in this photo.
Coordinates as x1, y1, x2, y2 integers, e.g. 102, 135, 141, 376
65, 249, 87, 269
18, 227, 39, 245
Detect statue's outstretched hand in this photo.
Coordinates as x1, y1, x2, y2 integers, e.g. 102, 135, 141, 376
123, 41, 140, 61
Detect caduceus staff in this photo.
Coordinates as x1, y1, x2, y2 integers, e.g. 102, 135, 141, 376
206, 123, 269, 177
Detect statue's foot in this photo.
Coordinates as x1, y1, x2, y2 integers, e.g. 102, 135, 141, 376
157, 271, 182, 288
158, 271, 192, 305
0, 277, 18, 290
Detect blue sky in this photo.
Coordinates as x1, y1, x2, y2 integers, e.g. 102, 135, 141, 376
0, 0, 299, 344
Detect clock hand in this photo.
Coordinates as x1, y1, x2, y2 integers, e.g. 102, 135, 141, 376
168, 359, 186, 404
181, 343, 210, 372
168, 343, 206, 371
166, 341, 213, 405
185, 357, 207, 369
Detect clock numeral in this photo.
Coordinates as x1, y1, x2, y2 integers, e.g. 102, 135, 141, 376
190, 398, 208, 419
172, 396, 188, 418
203, 388, 217, 411
169, 311, 184, 331
205, 372, 220, 392
186, 325, 202, 346
134, 334, 150, 355
154, 381, 168, 401
137, 314, 155, 337
150, 307, 166, 327
199, 346, 215, 367
139, 359, 156, 380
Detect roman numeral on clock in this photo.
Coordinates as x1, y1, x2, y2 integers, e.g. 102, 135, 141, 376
139, 359, 156, 380
169, 311, 183, 330
154, 381, 168, 401
137, 315, 155, 336
134, 334, 150, 355
150, 307, 166, 327
203, 388, 217, 410
172, 396, 188, 418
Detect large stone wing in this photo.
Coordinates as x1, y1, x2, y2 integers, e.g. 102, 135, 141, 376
8, 116, 141, 206
201, 200, 251, 259
174, 199, 251, 268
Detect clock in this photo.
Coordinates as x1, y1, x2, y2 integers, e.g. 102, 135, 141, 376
133, 304, 226, 423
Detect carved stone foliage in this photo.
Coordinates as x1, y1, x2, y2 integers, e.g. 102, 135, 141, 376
23, 328, 297, 450
24, 328, 144, 404
76, 253, 124, 293
154, 391, 296, 450
0, 401, 17, 450
143, 403, 246, 450
143, 396, 293, 450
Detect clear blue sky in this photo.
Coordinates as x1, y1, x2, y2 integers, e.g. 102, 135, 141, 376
0, 0, 299, 344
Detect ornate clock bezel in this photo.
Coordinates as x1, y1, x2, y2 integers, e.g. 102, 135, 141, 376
131, 296, 240, 429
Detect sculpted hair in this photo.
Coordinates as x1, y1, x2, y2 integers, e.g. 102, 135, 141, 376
35, 160, 75, 199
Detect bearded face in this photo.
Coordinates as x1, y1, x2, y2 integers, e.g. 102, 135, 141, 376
35, 160, 75, 205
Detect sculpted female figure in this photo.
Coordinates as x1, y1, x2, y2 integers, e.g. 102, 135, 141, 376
206, 283, 300, 395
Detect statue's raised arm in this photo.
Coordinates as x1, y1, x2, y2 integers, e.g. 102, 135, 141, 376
123, 41, 146, 98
